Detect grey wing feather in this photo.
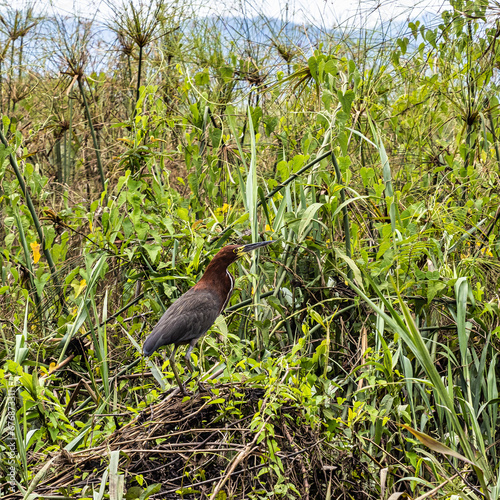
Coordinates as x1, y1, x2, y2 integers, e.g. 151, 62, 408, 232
143, 288, 222, 355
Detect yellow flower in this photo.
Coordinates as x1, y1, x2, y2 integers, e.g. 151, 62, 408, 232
72, 279, 87, 299
215, 203, 230, 215
480, 246, 494, 257
30, 241, 41, 264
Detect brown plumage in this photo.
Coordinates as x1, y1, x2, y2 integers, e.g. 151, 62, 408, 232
143, 241, 273, 393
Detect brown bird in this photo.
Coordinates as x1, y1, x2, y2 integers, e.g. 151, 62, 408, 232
143, 241, 273, 393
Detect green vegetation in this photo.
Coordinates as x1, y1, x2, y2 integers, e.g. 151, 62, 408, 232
1, 0, 500, 497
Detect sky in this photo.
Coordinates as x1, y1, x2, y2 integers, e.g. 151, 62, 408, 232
8, 0, 450, 29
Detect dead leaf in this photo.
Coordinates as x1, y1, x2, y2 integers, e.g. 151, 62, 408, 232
401, 424, 476, 466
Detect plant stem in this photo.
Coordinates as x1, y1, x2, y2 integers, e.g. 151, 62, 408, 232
68, 91, 73, 183
77, 76, 106, 198
261, 150, 332, 204
0, 126, 58, 280
134, 44, 144, 119
331, 150, 352, 273
7, 39, 15, 113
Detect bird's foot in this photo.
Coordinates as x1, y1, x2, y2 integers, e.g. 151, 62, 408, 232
197, 381, 211, 393
163, 385, 185, 398
178, 384, 190, 396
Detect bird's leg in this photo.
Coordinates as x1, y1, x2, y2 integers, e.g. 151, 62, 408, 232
169, 345, 186, 395
184, 344, 195, 374
185, 344, 208, 392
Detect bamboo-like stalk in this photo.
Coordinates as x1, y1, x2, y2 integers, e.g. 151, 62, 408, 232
63, 130, 67, 184
485, 106, 500, 240
134, 44, 144, 118
67, 91, 73, 184
0, 40, 11, 114
12, 34, 24, 113
17, 35, 23, 80
0, 51, 2, 112
7, 38, 14, 113
77, 76, 106, 196
13, 208, 42, 308
261, 150, 332, 203
462, 120, 473, 203
0, 5, 39, 114
0, 58, 3, 113
199, 105, 209, 157
487, 105, 500, 167
55, 136, 62, 183
331, 150, 353, 276
0, 126, 58, 279
106, 0, 166, 120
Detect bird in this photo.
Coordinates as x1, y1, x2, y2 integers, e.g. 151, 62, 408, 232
143, 240, 273, 394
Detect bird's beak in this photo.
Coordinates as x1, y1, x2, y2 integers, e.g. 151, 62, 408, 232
239, 240, 274, 254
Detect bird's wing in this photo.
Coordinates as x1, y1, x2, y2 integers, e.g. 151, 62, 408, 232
143, 288, 222, 355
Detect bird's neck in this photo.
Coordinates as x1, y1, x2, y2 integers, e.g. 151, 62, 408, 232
195, 264, 234, 312
196, 264, 233, 290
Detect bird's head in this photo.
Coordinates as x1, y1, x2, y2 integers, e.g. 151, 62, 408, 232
208, 240, 274, 269
234, 240, 274, 258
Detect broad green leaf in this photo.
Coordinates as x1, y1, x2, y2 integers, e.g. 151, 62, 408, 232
337, 89, 355, 114
334, 248, 365, 292
297, 203, 323, 241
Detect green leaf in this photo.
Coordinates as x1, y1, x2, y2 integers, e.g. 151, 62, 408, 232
337, 89, 355, 114
425, 29, 437, 48
334, 248, 365, 292
307, 56, 318, 81
297, 203, 323, 241
125, 486, 142, 500
220, 65, 233, 83
250, 106, 263, 131
209, 127, 222, 149
143, 244, 161, 264
177, 207, 189, 222
194, 70, 210, 86
360, 167, 375, 187
140, 483, 161, 499
427, 280, 446, 303
396, 37, 409, 55
324, 59, 337, 75
263, 116, 278, 136
208, 398, 226, 405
